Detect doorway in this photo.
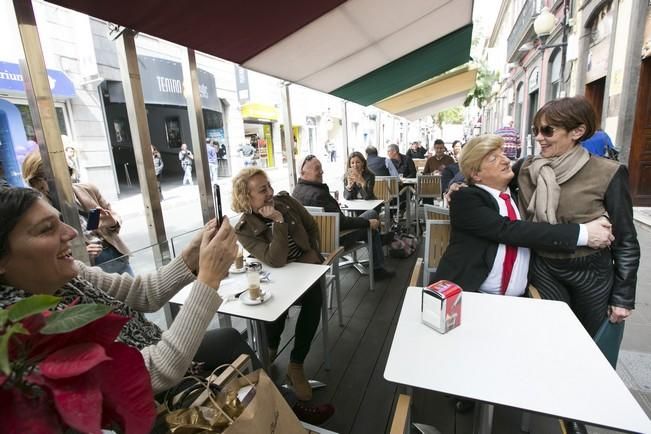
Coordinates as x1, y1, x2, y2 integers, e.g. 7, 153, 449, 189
585, 77, 606, 127
629, 58, 651, 206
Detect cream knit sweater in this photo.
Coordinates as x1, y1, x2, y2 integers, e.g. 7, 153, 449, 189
78, 256, 223, 393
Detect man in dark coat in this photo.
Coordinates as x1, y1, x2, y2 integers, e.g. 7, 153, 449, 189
292, 156, 394, 279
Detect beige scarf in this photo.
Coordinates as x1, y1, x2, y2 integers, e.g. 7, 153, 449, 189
526, 145, 590, 223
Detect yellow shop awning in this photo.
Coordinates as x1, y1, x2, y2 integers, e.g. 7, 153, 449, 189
240, 102, 279, 121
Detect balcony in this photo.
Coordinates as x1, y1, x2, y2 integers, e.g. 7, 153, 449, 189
507, 0, 536, 61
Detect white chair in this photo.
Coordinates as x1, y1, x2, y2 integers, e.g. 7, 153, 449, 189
303, 206, 325, 213
422, 220, 451, 286
423, 204, 449, 221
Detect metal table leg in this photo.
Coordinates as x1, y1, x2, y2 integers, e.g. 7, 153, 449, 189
473, 402, 494, 434
252, 320, 271, 371
367, 227, 375, 291
319, 275, 331, 370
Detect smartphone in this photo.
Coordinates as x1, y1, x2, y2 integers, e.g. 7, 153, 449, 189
213, 184, 224, 224
86, 208, 100, 231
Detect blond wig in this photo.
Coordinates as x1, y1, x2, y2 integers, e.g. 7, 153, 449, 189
231, 167, 267, 213
459, 134, 504, 185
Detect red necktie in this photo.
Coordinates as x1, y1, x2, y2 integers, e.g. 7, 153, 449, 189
499, 193, 518, 295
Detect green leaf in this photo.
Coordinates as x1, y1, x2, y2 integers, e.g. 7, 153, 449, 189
0, 309, 8, 328
40, 304, 112, 335
7, 295, 61, 322
0, 323, 29, 375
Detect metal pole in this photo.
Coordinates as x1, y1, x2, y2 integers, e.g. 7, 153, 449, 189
559, 0, 569, 97
11, 0, 89, 263
115, 29, 170, 267
341, 100, 350, 170
280, 82, 297, 189
182, 48, 215, 224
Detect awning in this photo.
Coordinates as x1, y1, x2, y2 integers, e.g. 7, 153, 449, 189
0, 61, 75, 98
44, 0, 473, 110
374, 65, 478, 120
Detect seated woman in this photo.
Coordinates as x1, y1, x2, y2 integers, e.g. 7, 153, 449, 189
343, 151, 376, 200
232, 168, 323, 402
0, 187, 334, 424
0, 187, 240, 393
22, 150, 133, 275
434, 134, 614, 296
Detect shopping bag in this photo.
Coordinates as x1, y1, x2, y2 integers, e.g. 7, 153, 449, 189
594, 319, 625, 369
221, 369, 307, 434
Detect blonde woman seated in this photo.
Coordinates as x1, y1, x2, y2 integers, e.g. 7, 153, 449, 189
231, 168, 322, 401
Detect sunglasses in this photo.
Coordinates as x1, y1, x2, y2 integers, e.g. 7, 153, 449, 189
301, 154, 316, 170
531, 125, 557, 137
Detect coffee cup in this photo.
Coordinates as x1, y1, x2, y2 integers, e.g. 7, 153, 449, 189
246, 265, 261, 300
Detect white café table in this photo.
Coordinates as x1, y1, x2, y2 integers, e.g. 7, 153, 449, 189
170, 261, 329, 371
384, 288, 651, 434
339, 199, 384, 291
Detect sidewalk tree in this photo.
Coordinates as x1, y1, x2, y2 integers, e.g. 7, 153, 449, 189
464, 62, 500, 109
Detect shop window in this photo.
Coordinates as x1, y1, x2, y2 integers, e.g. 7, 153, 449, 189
548, 49, 562, 100
16, 104, 67, 140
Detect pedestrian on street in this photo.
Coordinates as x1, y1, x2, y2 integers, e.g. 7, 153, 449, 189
207, 139, 219, 183
494, 116, 521, 160
152, 145, 164, 200
178, 143, 194, 185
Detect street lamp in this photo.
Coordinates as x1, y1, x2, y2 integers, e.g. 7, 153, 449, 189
533, 1, 569, 95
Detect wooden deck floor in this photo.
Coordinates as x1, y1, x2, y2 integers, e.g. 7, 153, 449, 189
269, 251, 569, 434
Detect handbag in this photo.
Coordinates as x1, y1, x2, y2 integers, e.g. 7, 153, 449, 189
593, 319, 625, 369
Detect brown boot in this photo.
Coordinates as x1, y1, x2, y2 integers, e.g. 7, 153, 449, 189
287, 362, 312, 401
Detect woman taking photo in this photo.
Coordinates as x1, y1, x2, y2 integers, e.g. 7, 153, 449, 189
520, 96, 640, 337
343, 151, 376, 200
232, 168, 323, 401
0, 187, 241, 394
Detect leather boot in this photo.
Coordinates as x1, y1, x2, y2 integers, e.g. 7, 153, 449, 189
287, 362, 312, 401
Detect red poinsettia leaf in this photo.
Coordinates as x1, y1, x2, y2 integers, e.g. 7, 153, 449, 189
39, 342, 111, 379
46, 374, 103, 434
0, 387, 63, 434
25, 313, 128, 362
94, 343, 156, 434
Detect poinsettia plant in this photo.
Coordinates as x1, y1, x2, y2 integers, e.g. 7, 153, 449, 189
0, 295, 156, 434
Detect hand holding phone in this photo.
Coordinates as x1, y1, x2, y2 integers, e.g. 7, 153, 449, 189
213, 184, 224, 224
86, 208, 101, 231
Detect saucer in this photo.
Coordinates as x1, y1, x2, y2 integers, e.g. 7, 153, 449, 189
239, 288, 272, 305
229, 265, 246, 274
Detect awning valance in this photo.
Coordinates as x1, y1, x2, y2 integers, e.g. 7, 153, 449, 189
374, 65, 478, 120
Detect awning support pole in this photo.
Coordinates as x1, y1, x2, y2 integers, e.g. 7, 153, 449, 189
182, 48, 214, 223
11, 0, 89, 263
342, 100, 350, 170
280, 82, 297, 190
115, 29, 170, 268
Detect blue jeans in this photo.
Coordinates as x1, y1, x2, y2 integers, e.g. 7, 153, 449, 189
95, 244, 134, 276
340, 209, 385, 269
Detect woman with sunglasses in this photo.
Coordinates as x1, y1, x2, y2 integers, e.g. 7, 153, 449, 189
343, 151, 376, 200
519, 96, 639, 337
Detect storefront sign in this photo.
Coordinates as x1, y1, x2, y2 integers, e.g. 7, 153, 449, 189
0, 61, 76, 98
108, 55, 221, 111
241, 102, 279, 121
235, 65, 250, 105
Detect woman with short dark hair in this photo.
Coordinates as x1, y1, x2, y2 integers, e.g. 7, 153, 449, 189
520, 95, 639, 336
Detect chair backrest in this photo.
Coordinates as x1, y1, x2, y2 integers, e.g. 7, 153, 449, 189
309, 211, 341, 254
409, 258, 423, 287
416, 174, 442, 199
389, 394, 412, 434
425, 220, 451, 269
303, 206, 325, 213
423, 203, 449, 221
374, 176, 400, 202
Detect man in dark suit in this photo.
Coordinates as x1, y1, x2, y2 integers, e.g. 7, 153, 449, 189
434, 135, 614, 295
365, 146, 392, 176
